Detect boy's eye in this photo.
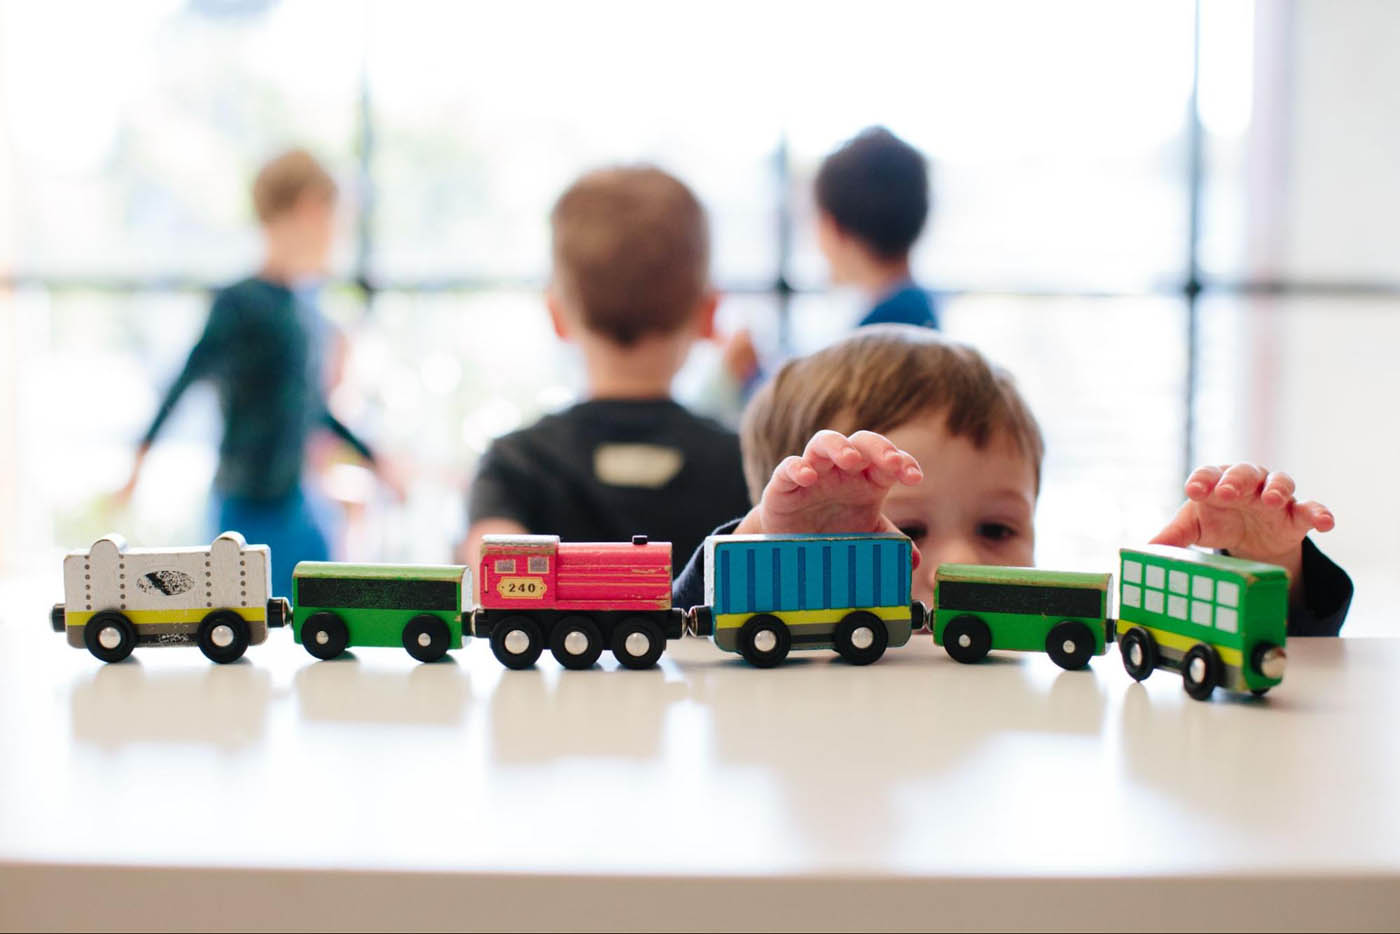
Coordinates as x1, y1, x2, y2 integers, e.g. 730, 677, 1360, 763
896, 523, 928, 541
977, 523, 1016, 542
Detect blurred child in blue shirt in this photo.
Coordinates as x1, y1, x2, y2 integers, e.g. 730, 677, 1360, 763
815, 126, 939, 330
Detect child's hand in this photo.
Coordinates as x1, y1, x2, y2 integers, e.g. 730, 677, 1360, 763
1151, 463, 1334, 592
374, 454, 410, 503
735, 430, 923, 542
718, 328, 759, 385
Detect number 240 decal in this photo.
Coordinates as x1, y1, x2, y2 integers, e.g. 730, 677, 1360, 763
496, 576, 546, 599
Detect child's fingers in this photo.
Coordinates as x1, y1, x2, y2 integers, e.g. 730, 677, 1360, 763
1213, 463, 1266, 502
847, 431, 923, 486
1294, 500, 1335, 533
1184, 465, 1224, 501
847, 430, 910, 486
768, 455, 818, 494
894, 450, 923, 485
803, 430, 864, 474
1261, 471, 1296, 508
1149, 502, 1202, 548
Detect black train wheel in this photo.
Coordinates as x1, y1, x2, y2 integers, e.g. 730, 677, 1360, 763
1120, 626, 1158, 681
833, 611, 888, 665
738, 614, 791, 668
198, 610, 251, 664
402, 614, 451, 662
490, 615, 543, 670
942, 614, 991, 664
612, 616, 666, 669
302, 611, 349, 660
550, 615, 604, 670
1181, 643, 1222, 701
1045, 620, 1095, 670
84, 611, 137, 663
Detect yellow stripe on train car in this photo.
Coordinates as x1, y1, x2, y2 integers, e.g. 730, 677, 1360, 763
1117, 617, 1244, 667
714, 605, 911, 630
66, 607, 268, 629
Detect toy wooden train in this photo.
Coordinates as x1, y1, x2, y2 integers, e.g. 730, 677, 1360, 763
50, 530, 1288, 701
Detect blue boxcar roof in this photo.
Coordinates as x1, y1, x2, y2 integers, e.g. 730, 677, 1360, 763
709, 535, 911, 615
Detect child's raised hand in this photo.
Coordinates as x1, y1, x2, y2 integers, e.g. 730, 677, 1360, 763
735, 430, 923, 539
1150, 464, 1334, 589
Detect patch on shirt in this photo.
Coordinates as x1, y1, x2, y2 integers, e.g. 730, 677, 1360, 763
593, 443, 684, 489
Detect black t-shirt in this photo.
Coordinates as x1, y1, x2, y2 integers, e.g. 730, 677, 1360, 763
468, 399, 751, 571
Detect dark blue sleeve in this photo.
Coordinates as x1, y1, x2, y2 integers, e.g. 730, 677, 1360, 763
672, 518, 743, 610
1288, 537, 1353, 637
140, 290, 233, 446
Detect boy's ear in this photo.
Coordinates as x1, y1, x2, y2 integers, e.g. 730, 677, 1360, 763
815, 210, 853, 276
545, 290, 569, 341
815, 209, 843, 245
694, 291, 720, 340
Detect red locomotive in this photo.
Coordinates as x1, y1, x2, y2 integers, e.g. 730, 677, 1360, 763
473, 534, 684, 670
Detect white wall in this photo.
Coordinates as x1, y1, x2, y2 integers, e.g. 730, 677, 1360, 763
1285, 0, 1400, 281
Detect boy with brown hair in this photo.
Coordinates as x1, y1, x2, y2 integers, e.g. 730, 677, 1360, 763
463, 166, 750, 569
672, 325, 1352, 636
117, 148, 394, 594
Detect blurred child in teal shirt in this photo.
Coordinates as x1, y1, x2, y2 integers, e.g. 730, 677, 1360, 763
117, 150, 396, 593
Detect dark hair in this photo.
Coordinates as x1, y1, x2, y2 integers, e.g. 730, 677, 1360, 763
550, 165, 710, 347
740, 326, 1044, 503
814, 126, 929, 260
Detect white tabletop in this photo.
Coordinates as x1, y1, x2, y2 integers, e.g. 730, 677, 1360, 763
1, 579, 1397, 932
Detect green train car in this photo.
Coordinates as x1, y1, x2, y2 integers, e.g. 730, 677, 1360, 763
932, 565, 1113, 670
292, 562, 471, 662
1116, 546, 1287, 700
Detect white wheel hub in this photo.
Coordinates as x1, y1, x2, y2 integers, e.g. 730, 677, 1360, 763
504, 630, 531, 655
624, 631, 652, 658
564, 630, 590, 656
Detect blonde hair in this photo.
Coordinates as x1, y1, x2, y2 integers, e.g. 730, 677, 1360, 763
740, 325, 1045, 502
252, 149, 337, 223
550, 165, 710, 347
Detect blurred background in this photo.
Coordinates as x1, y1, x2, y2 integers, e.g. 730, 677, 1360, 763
0, 0, 1392, 632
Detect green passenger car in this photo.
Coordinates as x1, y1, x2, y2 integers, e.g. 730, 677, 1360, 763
1116, 546, 1287, 700
292, 562, 471, 662
932, 564, 1113, 670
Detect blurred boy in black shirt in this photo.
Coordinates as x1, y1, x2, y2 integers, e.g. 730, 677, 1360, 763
462, 167, 750, 572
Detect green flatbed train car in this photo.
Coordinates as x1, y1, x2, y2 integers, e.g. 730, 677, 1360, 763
1117, 546, 1287, 700
932, 564, 1114, 670
292, 562, 471, 662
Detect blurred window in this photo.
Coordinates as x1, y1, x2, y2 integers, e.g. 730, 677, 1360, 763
1, 0, 1386, 635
